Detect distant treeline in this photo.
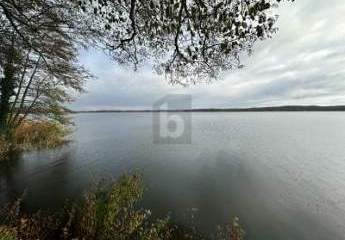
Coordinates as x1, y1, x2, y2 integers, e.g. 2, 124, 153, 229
70, 105, 345, 113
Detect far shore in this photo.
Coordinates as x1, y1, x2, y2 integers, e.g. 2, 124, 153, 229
70, 105, 345, 113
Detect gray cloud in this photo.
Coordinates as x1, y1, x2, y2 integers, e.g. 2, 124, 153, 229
71, 0, 345, 110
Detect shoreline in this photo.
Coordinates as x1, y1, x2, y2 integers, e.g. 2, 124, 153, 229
70, 105, 345, 113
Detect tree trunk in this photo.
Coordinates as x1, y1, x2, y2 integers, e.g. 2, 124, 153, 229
0, 52, 16, 138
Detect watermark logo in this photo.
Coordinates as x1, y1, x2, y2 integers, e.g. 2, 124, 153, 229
153, 94, 191, 144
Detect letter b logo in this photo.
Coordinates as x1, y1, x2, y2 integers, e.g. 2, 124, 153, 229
153, 95, 191, 144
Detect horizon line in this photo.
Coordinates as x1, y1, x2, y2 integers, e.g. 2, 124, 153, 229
69, 105, 345, 113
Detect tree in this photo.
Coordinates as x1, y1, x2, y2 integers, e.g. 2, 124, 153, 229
0, 0, 91, 136
0, 0, 292, 138
5, 40, 88, 129
78, 0, 293, 84
0, 31, 23, 136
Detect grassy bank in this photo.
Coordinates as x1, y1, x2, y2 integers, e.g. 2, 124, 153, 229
0, 120, 69, 161
0, 174, 245, 240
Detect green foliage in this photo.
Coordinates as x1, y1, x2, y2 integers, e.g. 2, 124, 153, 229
75, 174, 174, 240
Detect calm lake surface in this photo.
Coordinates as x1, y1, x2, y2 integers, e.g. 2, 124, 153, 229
1, 112, 345, 239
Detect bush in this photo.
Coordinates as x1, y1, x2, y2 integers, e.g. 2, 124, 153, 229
0, 174, 245, 240
12, 120, 70, 150
71, 174, 174, 240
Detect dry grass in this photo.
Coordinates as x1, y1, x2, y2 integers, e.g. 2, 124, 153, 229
0, 120, 70, 161
0, 226, 17, 240
12, 120, 70, 151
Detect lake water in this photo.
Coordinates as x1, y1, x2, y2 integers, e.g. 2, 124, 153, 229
1, 112, 345, 239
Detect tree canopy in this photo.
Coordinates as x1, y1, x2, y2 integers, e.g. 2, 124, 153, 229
0, 0, 292, 136
0, 0, 91, 133
78, 0, 292, 84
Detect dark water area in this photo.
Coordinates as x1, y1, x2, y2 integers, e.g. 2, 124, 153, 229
1, 112, 345, 239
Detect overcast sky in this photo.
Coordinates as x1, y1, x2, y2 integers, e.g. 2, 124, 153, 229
71, 0, 345, 110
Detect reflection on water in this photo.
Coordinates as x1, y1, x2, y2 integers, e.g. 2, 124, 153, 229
1, 112, 345, 240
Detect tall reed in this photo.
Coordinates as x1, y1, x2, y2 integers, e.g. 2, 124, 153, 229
10, 120, 70, 151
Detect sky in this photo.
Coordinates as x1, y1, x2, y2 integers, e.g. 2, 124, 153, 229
71, 0, 345, 110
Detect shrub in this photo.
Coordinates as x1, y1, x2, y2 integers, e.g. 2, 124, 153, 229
215, 217, 245, 240
74, 174, 174, 240
0, 174, 245, 240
